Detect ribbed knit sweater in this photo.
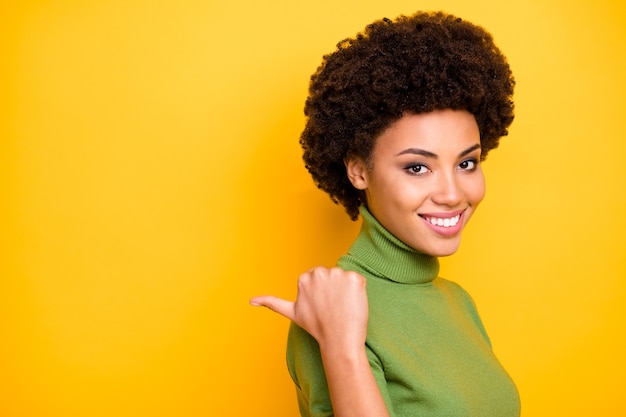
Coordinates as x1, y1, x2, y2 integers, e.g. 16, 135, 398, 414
287, 207, 520, 417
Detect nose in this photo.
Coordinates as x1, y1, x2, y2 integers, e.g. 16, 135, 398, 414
431, 171, 462, 207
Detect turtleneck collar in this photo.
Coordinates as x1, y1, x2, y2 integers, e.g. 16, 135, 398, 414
342, 206, 439, 285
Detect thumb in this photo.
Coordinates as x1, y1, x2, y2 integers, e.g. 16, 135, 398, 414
250, 295, 295, 321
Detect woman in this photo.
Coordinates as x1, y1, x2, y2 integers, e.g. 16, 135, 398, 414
251, 11, 519, 417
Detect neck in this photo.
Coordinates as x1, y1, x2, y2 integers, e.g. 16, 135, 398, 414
343, 206, 439, 285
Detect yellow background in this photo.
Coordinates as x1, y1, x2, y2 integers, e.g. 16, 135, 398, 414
1, 1, 624, 416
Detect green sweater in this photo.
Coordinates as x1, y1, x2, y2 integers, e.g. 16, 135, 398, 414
287, 207, 520, 417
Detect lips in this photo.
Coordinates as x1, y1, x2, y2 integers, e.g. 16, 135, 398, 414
418, 210, 465, 236
422, 213, 460, 228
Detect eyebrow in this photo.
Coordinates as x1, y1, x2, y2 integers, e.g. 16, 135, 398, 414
395, 143, 481, 159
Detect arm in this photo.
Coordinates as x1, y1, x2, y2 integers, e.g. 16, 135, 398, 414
251, 267, 390, 417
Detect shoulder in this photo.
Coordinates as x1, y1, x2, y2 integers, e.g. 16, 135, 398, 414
435, 277, 474, 304
287, 323, 338, 416
435, 277, 493, 347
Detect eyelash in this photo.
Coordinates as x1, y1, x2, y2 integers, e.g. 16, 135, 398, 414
404, 158, 479, 176
459, 158, 479, 171
405, 163, 430, 175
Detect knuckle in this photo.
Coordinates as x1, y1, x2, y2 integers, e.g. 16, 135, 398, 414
329, 266, 346, 276
347, 271, 366, 285
297, 275, 308, 284
310, 266, 331, 280
297, 273, 311, 290
314, 265, 330, 274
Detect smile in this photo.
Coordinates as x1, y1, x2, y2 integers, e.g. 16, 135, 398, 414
420, 213, 461, 228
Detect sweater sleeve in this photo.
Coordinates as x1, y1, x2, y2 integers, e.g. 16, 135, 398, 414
287, 322, 395, 417
287, 322, 333, 417
366, 344, 397, 417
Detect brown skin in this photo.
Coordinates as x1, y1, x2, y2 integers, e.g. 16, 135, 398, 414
250, 267, 389, 417
252, 10, 515, 416
346, 110, 485, 257
251, 109, 488, 416
300, 11, 514, 220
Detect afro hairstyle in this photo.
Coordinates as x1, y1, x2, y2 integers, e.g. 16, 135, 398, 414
300, 11, 515, 220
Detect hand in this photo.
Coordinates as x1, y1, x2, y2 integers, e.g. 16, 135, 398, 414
250, 266, 369, 350
252, 268, 388, 417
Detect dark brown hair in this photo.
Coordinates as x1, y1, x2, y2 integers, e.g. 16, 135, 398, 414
300, 11, 515, 220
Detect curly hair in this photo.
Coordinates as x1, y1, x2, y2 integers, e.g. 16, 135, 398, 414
300, 11, 515, 220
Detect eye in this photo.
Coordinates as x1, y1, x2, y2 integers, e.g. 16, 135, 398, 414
458, 158, 478, 171
405, 163, 430, 175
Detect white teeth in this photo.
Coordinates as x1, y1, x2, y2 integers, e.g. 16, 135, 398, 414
426, 214, 460, 227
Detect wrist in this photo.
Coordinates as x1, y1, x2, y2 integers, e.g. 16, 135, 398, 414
319, 339, 367, 366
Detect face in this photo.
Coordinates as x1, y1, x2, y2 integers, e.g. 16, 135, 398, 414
346, 109, 485, 257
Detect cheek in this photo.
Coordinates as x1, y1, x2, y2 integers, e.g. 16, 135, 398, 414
391, 180, 429, 207
371, 175, 403, 200
470, 175, 486, 205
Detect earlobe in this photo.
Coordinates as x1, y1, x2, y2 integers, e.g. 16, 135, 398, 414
344, 157, 368, 190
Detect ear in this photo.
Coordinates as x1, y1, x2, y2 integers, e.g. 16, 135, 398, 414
344, 157, 369, 190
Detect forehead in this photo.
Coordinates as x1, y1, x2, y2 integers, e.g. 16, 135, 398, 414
373, 110, 480, 155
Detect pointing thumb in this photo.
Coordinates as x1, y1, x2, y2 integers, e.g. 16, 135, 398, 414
250, 295, 295, 321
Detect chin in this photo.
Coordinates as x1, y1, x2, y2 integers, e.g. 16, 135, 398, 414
432, 249, 459, 257
421, 240, 462, 257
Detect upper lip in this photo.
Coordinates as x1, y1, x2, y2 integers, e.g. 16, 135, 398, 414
418, 209, 465, 219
